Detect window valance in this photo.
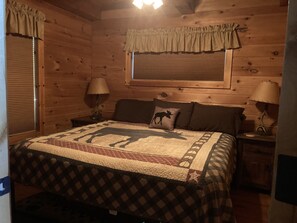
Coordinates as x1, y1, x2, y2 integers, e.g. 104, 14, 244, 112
6, 0, 46, 39
124, 23, 240, 53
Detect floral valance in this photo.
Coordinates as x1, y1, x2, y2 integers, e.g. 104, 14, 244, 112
6, 0, 46, 39
124, 23, 240, 53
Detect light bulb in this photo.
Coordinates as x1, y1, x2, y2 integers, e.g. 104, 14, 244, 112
153, 0, 163, 9
143, 0, 154, 5
133, 0, 143, 9
132, 0, 163, 9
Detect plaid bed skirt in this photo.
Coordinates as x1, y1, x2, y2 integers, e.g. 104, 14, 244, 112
10, 133, 236, 223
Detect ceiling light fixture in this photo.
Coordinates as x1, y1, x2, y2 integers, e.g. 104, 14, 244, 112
153, 0, 163, 9
143, 0, 154, 4
133, 0, 163, 9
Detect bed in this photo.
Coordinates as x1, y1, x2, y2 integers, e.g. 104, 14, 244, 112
10, 99, 244, 223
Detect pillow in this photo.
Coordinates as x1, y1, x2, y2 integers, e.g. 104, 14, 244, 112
154, 99, 194, 129
113, 99, 154, 124
188, 103, 244, 136
149, 106, 180, 130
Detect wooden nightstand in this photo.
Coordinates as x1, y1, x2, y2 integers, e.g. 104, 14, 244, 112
237, 133, 276, 191
71, 116, 105, 127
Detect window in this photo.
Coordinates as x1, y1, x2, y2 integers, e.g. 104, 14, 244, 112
6, 35, 44, 143
125, 50, 233, 89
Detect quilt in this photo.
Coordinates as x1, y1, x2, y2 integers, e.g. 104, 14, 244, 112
10, 120, 237, 222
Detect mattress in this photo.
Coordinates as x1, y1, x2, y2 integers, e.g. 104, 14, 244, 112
10, 120, 237, 222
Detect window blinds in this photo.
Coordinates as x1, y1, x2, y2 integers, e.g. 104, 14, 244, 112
6, 35, 35, 134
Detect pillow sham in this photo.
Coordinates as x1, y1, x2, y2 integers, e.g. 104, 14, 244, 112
154, 99, 194, 129
188, 103, 244, 136
149, 106, 180, 130
113, 99, 154, 124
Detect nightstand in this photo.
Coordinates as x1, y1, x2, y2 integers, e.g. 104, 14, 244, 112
237, 133, 276, 191
71, 116, 105, 127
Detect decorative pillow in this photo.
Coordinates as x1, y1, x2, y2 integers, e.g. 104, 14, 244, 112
149, 106, 180, 130
154, 99, 194, 129
113, 99, 154, 124
188, 103, 244, 136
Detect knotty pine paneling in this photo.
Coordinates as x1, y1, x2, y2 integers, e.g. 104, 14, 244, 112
19, 0, 93, 134
196, 0, 280, 12
92, 0, 287, 132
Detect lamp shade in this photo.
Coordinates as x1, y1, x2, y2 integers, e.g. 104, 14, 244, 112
87, 78, 110, 95
249, 81, 280, 105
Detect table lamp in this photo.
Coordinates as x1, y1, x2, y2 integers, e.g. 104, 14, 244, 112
249, 80, 280, 135
87, 78, 110, 120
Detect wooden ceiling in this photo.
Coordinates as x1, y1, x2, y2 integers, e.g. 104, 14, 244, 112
43, 0, 200, 21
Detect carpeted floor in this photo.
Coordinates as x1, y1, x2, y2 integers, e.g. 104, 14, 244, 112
13, 192, 159, 223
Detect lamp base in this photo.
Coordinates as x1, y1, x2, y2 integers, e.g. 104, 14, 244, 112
256, 125, 271, 136
90, 113, 102, 121
256, 106, 272, 136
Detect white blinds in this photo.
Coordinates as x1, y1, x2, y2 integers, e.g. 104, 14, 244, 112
6, 35, 35, 134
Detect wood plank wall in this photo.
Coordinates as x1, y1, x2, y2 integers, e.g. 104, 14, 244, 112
10, 0, 288, 134
92, 0, 287, 132
17, 0, 93, 134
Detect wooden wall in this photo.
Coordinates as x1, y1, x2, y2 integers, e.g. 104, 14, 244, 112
92, 0, 287, 132
18, 0, 93, 134
10, 0, 288, 134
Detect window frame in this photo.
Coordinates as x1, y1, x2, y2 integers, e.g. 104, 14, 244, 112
8, 39, 45, 145
125, 49, 233, 89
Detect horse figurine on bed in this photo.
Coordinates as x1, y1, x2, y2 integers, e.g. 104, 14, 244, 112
74, 127, 186, 148
152, 110, 172, 126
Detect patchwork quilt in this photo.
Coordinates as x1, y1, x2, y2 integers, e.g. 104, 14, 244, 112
10, 120, 237, 223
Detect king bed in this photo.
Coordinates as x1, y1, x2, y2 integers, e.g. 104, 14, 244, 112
10, 99, 244, 223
